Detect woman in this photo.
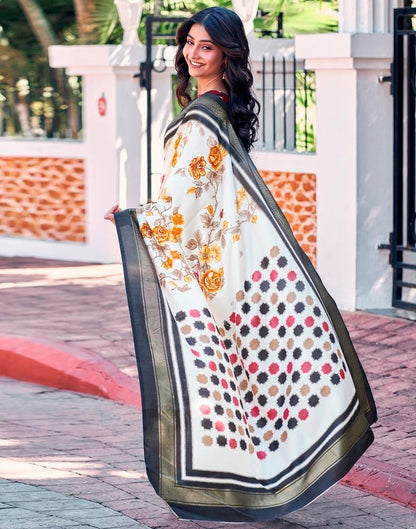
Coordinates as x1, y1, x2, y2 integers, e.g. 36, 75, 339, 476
105, 7, 376, 522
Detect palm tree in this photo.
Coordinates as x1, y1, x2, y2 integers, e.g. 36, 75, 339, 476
15, 0, 58, 51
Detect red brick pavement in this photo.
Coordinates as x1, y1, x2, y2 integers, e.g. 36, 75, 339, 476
0, 257, 415, 512
1, 377, 415, 529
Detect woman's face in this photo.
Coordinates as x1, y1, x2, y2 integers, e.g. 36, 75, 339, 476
183, 23, 225, 84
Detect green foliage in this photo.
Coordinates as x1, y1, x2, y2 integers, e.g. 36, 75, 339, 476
257, 0, 338, 38
295, 70, 315, 152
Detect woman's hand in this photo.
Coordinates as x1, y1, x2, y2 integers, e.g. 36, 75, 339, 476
104, 204, 123, 225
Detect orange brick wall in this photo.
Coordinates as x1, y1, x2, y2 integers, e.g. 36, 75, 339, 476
0, 157, 86, 243
260, 171, 317, 266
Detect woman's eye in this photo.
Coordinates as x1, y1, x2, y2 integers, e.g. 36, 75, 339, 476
186, 40, 193, 46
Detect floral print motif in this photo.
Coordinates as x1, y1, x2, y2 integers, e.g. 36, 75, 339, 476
208, 144, 227, 171
153, 225, 170, 244
200, 268, 224, 294
137, 120, 258, 299
189, 156, 207, 180
140, 222, 153, 238
172, 212, 184, 225
171, 133, 183, 167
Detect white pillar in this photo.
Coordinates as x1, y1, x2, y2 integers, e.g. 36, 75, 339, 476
339, 0, 404, 34
49, 44, 145, 262
296, 33, 393, 310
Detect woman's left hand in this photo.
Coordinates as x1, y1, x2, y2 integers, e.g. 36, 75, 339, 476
104, 204, 123, 225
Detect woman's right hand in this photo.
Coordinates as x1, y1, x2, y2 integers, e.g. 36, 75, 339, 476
104, 204, 123, 225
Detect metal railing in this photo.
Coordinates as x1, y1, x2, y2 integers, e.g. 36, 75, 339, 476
256, 55, 316, 153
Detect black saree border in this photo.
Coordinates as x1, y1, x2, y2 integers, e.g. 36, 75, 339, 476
167, 422, 374, 522
115, 209, 163, 493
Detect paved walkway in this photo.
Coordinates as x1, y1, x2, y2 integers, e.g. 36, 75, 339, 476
1, 377, 415, 529
0, 257, 415, 528
0, 479, 147, 529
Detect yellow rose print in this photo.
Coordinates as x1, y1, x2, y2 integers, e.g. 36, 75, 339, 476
200, 268, 224, 294
162, 257, 173, 269
189, 156, 206, 180
153, 225, 170, 244
171, 226, 183, 242
209, 244, 221, 262
172, 212, 184, 225
208, 144, 227, 171
174, 133, 182, 150
171, 134, 182, 167
236, 187, 247, 212
199, 245, 211, 264
140, 222, 153, 238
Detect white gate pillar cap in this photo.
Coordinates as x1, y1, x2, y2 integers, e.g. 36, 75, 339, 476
295, 32, 393, 70
232, 0, 259, 36
114, 0, 143, 46
48, 44, 145, 76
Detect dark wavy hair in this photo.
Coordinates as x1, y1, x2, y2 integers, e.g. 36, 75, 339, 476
175, 7, 260, 151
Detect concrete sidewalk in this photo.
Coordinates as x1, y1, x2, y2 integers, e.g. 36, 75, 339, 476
0, 257, 415, 527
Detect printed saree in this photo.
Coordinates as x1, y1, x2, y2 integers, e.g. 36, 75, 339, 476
115, 92, 377, 522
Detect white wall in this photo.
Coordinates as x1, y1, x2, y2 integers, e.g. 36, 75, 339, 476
296, 33, 393, 311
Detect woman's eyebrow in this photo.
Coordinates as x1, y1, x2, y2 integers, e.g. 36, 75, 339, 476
187, 33, 214, 44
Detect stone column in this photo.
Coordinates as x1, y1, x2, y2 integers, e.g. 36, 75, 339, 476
296, 33, 393, 310
339, 0, 404, 33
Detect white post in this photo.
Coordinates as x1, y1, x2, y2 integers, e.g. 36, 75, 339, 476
296, 33, 393, 311
49, 45, 146, 262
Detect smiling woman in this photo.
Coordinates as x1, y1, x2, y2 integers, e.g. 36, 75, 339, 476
107, 6, 377, 524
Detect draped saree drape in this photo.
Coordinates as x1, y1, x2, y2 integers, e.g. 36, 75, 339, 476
115, 92, 377, 522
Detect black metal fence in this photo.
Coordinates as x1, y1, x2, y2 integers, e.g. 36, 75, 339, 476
382, 7, 416, 310
256, 55, 316, 153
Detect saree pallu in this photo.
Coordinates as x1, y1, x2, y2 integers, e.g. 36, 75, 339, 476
115, 93, 377, 522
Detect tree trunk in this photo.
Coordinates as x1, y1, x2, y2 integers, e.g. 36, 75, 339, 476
73, 0, 96, 43
16, 0, 58, 53
16, 0, 79, 137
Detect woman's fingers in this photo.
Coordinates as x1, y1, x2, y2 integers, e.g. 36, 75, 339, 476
104, 204, 123, 224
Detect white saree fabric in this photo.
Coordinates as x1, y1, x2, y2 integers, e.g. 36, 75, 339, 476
115, 93, 376, 521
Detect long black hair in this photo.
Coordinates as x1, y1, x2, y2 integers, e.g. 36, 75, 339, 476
175, 7, 260, 151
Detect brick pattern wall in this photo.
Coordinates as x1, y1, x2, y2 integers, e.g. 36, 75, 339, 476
0, 157, 86, 243
260, 171, 317, 266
